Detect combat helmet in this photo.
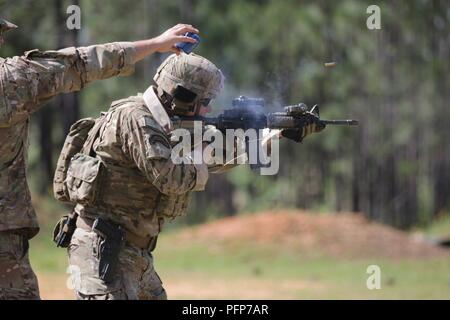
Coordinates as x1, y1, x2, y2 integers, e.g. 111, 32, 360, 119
154, 53, 224, 115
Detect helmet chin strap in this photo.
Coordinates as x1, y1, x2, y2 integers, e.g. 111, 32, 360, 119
163, 84, 198, 115
156, 85, 202, 116
156, 86, 175, 115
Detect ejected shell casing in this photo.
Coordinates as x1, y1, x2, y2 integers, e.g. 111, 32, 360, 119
324, 62, 337, 68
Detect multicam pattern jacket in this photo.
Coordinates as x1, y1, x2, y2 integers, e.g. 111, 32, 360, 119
0, 42, 136, 238
74, 86, 209, 238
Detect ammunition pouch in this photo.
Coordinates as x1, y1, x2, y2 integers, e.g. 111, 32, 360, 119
53, 117, 97, 203
53, 212, 78, 248
66, 153, 104, 205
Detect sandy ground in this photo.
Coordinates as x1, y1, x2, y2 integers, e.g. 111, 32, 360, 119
38, 274, 75, 300
37, 273, 325, 300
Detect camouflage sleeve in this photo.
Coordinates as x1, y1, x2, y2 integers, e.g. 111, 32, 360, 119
0, 42, 135, 127
122, 112, 208, 195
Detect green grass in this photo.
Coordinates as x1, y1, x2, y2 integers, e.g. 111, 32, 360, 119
153, 230, 450, 299
29, 214, 450, 299
423, 214, 450, 239
29, 195, 70, 273
29, 227, 68, 273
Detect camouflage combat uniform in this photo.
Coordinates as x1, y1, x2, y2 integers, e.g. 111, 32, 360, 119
0, 41, 136, 299
67, 86, 209, 299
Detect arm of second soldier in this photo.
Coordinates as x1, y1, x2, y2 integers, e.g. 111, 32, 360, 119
121, 111, 209, 196
0, 24, 198, 127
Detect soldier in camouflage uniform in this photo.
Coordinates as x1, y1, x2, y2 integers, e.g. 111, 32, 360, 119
64, 52, 321, 300
0, 17, 200, 300
65, 53, 217, 300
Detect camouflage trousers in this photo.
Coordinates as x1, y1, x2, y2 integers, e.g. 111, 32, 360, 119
68, 228, 167, 300
0, 231, 40, 300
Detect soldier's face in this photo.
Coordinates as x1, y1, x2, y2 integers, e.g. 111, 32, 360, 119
197, 103, 212, 116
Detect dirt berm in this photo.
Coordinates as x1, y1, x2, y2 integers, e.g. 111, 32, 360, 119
176, 210, 449, 260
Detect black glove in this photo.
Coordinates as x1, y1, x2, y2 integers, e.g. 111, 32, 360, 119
281, 113, 325, 143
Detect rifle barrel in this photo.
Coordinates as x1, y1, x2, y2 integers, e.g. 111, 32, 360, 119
320, 119, 359, 126
173, 116, 359, 127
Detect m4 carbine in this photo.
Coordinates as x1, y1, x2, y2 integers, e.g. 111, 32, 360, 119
171, 96, 358, 169
172, 95, 358, 132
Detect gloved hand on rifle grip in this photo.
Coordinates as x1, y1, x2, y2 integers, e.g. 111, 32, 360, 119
280, 113, 325, 143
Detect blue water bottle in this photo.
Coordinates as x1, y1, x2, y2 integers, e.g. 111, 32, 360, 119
175, 32, 201, 54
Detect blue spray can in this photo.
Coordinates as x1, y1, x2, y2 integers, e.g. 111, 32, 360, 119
175, 32, 201, 54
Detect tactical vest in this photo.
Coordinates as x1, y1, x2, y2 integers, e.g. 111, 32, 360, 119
57, 96, 191, 238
